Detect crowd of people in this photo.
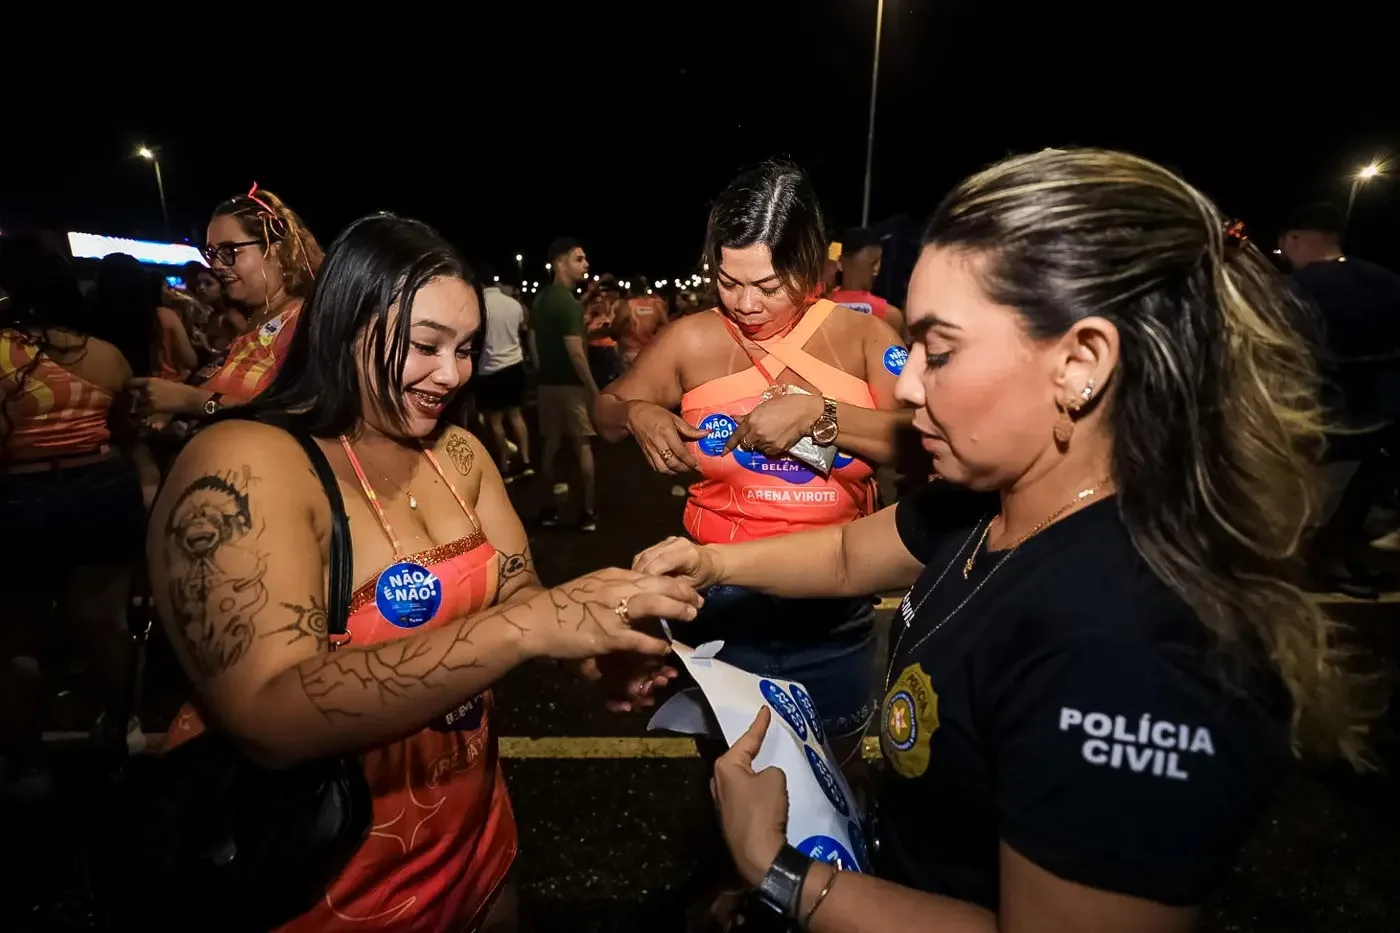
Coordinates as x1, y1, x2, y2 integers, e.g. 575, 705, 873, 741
0, 147, 1395, 932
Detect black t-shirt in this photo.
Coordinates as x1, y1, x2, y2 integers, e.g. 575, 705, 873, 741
1292, 256, 1400, 427
873, 483, 1291, 909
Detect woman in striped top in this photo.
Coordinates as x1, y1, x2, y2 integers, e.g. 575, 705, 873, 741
128, 186, 323, 419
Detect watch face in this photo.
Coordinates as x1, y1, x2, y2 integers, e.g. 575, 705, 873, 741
813, 419, 838, 444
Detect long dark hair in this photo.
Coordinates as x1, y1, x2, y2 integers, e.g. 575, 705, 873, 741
925, 148, 1366, 766
93, 253, 160, 377
703, 160, 826, 306
236, 213, 478, 437
1, 235, 101, 454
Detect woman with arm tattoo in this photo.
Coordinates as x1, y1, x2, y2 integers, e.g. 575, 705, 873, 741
149, 215, 699, 933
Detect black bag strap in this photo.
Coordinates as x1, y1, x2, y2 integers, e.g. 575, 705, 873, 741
288, 432, 353, 639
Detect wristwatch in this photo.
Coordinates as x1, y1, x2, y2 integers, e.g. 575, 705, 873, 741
810, 397, 839, 445
757, 844, 812, 918
203, 392, 224, 416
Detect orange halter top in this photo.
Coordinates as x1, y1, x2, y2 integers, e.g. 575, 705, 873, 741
680, 300, 878, 544
166, 439, 516, 932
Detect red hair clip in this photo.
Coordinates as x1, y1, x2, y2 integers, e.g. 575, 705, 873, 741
245, 182, 288, 238
1224, 219, 1249, 249
245, 181, 315, 280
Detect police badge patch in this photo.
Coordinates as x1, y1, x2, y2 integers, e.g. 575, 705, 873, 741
880, 663, 939, 778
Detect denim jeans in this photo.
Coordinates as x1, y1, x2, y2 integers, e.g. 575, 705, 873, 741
0, 458, 146, 568
688, 585, 878, 738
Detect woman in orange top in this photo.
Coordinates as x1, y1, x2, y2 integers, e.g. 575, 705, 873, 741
129, 186, 322, 418
612, 283, 670, 369
0, 236, 150, 789
149, 214, 700, 931
597, 161, 911, 752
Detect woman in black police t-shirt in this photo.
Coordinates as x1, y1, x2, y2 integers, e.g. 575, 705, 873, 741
632, 148, 1369, 931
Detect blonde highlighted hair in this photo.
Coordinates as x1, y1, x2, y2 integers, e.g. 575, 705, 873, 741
211, 187, 324, 299
927, 148, 1373, 767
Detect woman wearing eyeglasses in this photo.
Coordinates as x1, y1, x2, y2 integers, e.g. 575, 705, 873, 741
127, 186, 324, 418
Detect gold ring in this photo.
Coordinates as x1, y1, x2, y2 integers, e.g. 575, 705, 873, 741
660, 449, 676, 461
615, 597, 631, 625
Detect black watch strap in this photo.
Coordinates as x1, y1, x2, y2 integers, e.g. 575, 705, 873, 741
757, 844, 812, 918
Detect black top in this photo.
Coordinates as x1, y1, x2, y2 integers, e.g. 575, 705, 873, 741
873, 482, 1290, 909
1292, 256, 1400, 429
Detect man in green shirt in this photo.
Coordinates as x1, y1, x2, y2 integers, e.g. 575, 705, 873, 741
530, 236, 600, 530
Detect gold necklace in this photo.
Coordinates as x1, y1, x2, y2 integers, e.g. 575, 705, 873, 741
963, 475, 1113, 579
357, 444, 422, 510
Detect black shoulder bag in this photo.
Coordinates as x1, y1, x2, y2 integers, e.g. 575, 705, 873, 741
101, 430, 371, 932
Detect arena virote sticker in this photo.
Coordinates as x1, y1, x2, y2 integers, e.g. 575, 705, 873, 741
837, 301, 875, 315
375, 561, 443, 629
804, 745, 851, 817
797, 834, 862, 872
697, 414, 737, 457
732, 449, 857, 484
789, 683, 825, 745
883, 345, 909, 375
759, 679, 808, 742
433, 692, 486, 732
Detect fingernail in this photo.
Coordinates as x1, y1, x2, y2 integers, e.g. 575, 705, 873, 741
686, 606, 697, 619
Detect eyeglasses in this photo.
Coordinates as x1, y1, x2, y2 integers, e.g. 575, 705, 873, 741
201, 240, 262, 267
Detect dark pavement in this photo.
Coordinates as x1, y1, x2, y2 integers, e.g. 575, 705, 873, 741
5, 435, 1400, 931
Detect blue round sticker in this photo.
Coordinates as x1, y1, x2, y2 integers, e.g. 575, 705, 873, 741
845, 820, 869, 865
883, 345, 909, 375
697, 414, 737, 457
759, 679, 807, 741
797, 834, 862, 872
375, 561, 443, 628
804, 745, 851, 817
789, 683, 825, 745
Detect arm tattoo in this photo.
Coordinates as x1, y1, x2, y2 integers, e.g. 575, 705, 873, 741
445, 433, 475, 475
163, 467, 269, 679
496, 547, 540, 602
262, 597, 329, 651
292, 574, 637, 722
297, 615, 487, 722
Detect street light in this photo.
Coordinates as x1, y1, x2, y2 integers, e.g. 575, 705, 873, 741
136, 144, 170, 238
860, 0, 886, 226
1347, 160, 1385, 221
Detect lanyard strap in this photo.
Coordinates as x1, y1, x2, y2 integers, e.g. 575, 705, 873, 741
339, 436, 404, 556
337, 436, 484, 558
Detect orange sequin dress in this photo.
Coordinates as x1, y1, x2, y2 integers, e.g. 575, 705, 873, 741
166, 440, 516, 931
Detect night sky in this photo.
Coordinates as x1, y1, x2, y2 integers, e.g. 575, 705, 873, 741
4, 2, 1395, 281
